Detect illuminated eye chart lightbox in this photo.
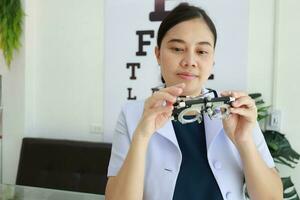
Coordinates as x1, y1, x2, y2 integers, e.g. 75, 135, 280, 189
104, 0, 249, 142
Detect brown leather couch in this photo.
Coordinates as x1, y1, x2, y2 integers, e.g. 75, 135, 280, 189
16, 137, 112, 195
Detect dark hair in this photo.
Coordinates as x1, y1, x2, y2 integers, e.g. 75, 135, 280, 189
157, 3, 217, 83
157, 3, 217, 48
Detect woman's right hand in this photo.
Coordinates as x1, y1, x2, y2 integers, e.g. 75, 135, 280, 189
135, 83, 185, 139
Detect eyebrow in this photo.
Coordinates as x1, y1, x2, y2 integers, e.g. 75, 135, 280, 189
167, 38, 213, 47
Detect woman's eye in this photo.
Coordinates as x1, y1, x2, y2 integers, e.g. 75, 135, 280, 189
197, 50, 208, 55
171, 47, 184, 52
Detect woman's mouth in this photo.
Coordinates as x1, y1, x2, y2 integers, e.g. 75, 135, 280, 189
177, 72, 198, 80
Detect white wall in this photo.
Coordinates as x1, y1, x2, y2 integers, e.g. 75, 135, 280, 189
0, 140, 1, 182
1, 0, 104, 184
31, 0, 104, 141
248, 0, 300, 193
247, 0, 275, 103
1, 34, 26, 184
274, 0, 300, 192
1, 0, 299, 194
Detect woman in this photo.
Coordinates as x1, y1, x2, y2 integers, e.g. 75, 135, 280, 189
105, 3, 283, 200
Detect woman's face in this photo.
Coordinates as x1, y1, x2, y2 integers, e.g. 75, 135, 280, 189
155, 18, 215, 96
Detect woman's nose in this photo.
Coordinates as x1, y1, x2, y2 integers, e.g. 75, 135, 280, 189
180, 52, 197, 68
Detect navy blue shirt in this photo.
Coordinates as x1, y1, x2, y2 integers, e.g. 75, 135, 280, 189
172, 118, 224, 200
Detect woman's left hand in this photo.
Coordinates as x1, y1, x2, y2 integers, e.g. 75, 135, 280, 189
220, 91, 257, 146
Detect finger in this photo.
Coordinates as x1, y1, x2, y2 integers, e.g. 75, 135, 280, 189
166, 101, 173, 107
220, 91, 248, 98
159, 83, 185, 96
148, 104, 173, 117
153, 91, 177, 103
146, 91, 176, 109
232, 96, 256, 109
230, 107, 257, 120
146, 83, 186, 109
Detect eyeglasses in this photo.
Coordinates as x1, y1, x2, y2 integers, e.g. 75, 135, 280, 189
171, 89, 235, 124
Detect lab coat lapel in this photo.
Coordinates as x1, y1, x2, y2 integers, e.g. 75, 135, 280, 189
201, 88, 223, 151
204, 113, 223, 152
155, 115, 223, 152
156, 120, 180, 150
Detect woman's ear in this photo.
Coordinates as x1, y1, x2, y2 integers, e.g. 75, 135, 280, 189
155, 46, 161, 65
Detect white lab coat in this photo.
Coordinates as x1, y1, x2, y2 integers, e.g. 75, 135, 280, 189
107, 92, 275, 200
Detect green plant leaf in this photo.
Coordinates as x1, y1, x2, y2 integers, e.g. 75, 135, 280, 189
0, 0, 24, 68
264, 130, 300, 168
249, 93, 262, 99
282, 177, 300, 199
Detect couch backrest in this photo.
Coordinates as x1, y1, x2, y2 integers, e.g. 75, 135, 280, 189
16, 137, 112, 195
